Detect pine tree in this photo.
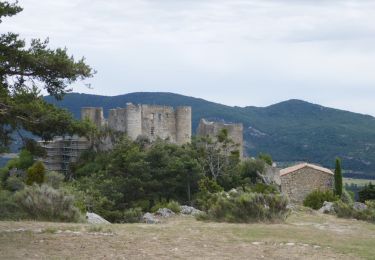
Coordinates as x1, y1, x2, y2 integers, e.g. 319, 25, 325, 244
0, 1, 94, 152
334, 158, 343, 196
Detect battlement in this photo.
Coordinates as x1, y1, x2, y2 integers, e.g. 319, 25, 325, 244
81, 103, 192, 145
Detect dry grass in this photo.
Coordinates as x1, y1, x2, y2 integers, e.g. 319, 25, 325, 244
0, 210, 374, 259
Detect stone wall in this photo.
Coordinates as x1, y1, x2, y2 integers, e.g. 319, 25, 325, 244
141, 105, 177, 143
81, 107, 105, 128
280, 167, 334, 203
196, 119, 244, 157
176, 106, 192, 145
82, 103, 192, 145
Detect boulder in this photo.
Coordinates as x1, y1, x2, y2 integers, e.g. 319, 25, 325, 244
155, 208, 175, 218
86, 212, 111, 224
353, 202, 367, 211
318, 201, 335, 214
180, 205, 203, 216
142, 213, 159, 224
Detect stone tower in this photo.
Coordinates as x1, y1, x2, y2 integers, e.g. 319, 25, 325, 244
81, 107, 105, 128
176, 106, 192, 145
125, 103, 142, 140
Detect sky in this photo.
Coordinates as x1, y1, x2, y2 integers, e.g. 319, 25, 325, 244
3, 0, 375, 115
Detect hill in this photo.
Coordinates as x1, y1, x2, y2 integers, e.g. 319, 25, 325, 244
45, 92, 375, 179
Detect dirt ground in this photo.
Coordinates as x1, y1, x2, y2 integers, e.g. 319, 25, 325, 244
0, 210, 374, 260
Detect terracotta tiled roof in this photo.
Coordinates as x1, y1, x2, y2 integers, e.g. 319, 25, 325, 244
280, 163, 333, 176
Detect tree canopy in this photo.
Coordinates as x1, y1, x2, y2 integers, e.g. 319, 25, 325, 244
0, 1, 95, 152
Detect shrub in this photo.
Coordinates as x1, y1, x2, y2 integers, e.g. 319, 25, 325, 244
45, 171, 65, 189
365, 200, 375, 209
5, 175, 25, 192
303, 190, 337, 210
198, 177, 223, 193
198, 190, 289, 223
151, 200, 181, 214
122, 208, 143, 223
249, 183, 279, 194
26, 161, 46, 185
0, 190, 27, 220
334, 200, 375, 223
341, 189, 354, 204
15, 184, 83, 222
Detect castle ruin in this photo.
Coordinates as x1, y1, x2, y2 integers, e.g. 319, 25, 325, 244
82, 103, 192, 145
197, 118, 244, 157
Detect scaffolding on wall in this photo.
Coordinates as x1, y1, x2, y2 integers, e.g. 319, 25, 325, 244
39, 136, 89, 174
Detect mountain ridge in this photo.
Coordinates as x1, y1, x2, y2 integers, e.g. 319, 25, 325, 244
45, 92, 375, 179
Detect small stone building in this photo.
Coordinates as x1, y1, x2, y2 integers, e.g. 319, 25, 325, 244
280, 163, 334, 203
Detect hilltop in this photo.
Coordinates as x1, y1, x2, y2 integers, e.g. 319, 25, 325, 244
45, 92, 375, 179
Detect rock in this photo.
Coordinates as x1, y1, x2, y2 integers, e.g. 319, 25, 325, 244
180, 205, 203, 216
318, 201, 335, 214
353, 202, 367, 211
86, 212, 111, 224
155, 208, 175, 218
142, 213, 159, 224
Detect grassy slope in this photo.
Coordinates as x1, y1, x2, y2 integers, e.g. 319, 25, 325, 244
45, 92, 375, 178
0, 211, 374, 259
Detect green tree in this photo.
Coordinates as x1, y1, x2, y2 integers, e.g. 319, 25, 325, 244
26, 161, 46, 185
334, 158, 343, 196
358, 182, 375, 202
0, 1, 94, 152
238, 158, 265, 185
193, 129, 240, 181
258, 153, 273, 166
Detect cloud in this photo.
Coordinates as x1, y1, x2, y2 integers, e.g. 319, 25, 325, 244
3, 0, 375, 115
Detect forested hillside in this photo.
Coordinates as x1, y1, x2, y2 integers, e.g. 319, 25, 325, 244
45, 92, 375, 179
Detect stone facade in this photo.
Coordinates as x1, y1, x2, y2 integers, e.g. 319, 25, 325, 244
81, 103, 192, 145
280, 163, 334, 203
196, 119, 244, 157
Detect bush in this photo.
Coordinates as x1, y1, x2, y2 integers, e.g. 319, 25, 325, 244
199, 190, 289, 223
0, 190, 27, 220
151, 200, 181, 214
249, 183, 279, 194
5, 175, 25, 192
334, 200, 375, 223
122, 208, 143, 223
341, 189, 354, 204
303, 190, 337, 210
365, 200, 375, 209
26, 161, 46, 185
45, 171, 65, 189
198, 177, 223, 193
15, 184, 83, 222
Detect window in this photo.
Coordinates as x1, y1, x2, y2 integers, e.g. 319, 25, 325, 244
158, 113, 162, 121
151, 127, 155, 136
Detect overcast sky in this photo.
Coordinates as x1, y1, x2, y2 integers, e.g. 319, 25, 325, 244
3, 0, 375, 115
